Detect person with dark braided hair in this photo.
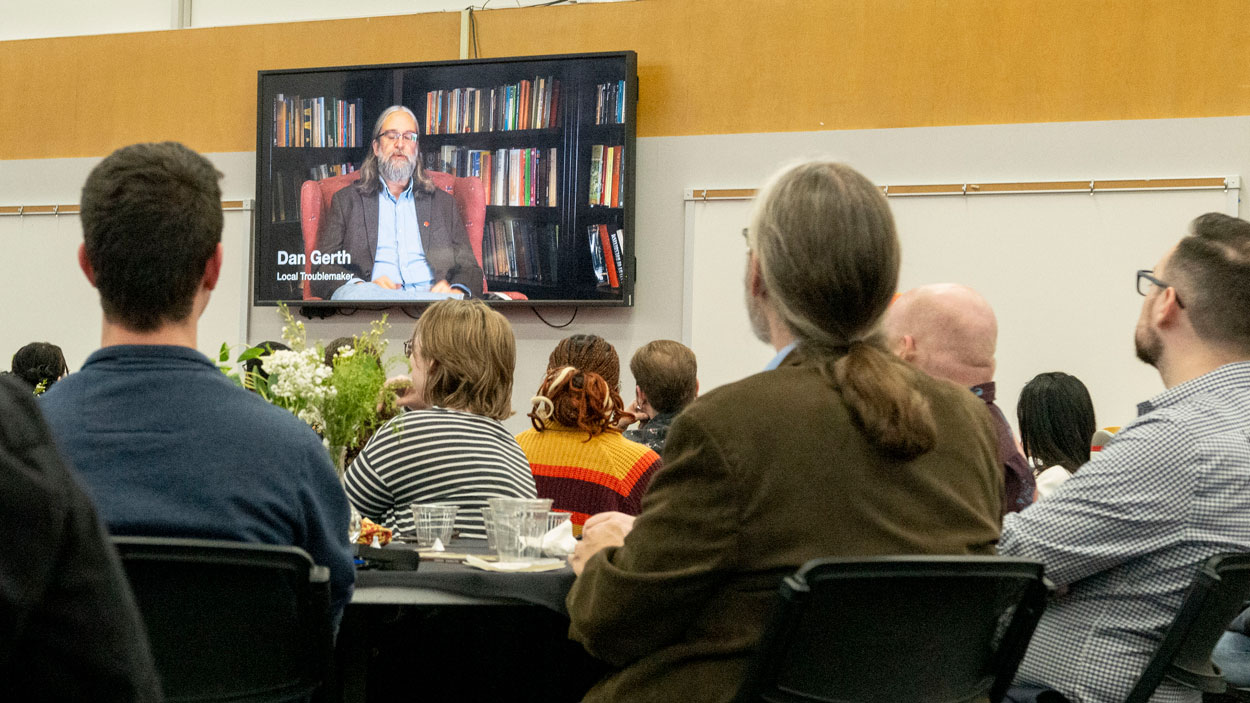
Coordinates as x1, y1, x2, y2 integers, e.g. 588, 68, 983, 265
516, 334, 661, 536
10, 342, 68, 394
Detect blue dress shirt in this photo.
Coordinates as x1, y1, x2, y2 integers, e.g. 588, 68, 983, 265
372, 178, 436, 290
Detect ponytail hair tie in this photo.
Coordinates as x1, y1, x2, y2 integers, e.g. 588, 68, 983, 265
530, 395, 555, 421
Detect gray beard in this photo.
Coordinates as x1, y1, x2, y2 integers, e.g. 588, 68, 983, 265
746, 289, 772, 345
379, 153, 416, 184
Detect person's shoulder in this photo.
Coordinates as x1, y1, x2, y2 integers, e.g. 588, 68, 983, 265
683, 364, 825, 424
0, 375, 76, 519
606, 430, 660, 459
330, 181, 365, 205
918, 372, 986, 416
423, 185, 458, 213
0, 375, 59, 462
213, 384, 327, 450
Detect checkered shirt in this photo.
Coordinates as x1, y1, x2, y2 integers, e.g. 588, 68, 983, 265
1000, 361, 1250, 703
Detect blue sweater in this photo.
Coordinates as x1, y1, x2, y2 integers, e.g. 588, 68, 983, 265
41, 345, 354, 619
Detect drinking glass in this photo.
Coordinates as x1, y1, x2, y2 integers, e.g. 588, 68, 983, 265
480, 506, 497, 550
487, 497, 552, 562
411, 503, 459, 548
348, 505, 363, 544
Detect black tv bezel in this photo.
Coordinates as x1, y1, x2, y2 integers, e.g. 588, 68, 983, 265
252, 50, 638, 310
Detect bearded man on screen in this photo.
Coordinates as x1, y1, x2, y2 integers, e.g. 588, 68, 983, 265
312, 105, 484, 301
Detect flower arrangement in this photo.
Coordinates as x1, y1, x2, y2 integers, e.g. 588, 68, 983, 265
219, 304, 403, 473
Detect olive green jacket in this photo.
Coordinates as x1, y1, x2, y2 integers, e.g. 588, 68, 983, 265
567, 348, 1003, 703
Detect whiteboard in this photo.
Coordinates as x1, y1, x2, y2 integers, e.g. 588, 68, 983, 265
683, 183, 1240, 431
0, 207, 253, 372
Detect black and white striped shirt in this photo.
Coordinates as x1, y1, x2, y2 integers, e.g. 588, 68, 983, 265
344, 407, 537, 539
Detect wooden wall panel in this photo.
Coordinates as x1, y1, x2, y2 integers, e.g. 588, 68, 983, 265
2, 0, 1249, 160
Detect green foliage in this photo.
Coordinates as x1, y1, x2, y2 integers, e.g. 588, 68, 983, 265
217, 305, 404, 466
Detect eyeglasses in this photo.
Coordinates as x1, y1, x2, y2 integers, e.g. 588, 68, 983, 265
403, 339, 415, 357
1136, 269, 1185, 308
377, 130, 419, 144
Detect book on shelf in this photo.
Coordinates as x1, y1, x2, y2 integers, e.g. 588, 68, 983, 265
272, 94, 363, 148
609, 227, 625, 285
588, 145, 625, 207
424, 77, 561, 135
423, 146, 556, 207
588, 226, 608, 286
270, 171, 298, 223
307, 162, 357, 181
594, 80, 626, 125
597, 224, 620, 288
482, 219, 560, 283
269, 164, 358, 223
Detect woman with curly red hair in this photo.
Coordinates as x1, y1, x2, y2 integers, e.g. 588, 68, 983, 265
517, 334, 661, 535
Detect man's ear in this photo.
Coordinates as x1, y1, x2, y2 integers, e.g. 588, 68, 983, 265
747, 253, 767, 298
694, 379, 700, 398
202, 243, 224, 291
896, 334, 917, 362
77, 244, 97, 287
1154, 287, 1184, 329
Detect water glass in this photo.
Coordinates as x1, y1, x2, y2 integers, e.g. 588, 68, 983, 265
348, 505, 363, 544
411, 503, 459, 548
480, 506, 496, 550
487, 497, 552, 562
546, 511, 572, 534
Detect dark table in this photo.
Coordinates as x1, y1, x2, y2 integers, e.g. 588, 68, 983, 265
334, 541, 607, 703
353, 540, 575, 614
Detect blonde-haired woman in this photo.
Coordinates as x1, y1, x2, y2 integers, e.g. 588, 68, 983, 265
344, 299, 536, 539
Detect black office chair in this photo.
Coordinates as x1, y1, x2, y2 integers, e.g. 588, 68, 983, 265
733, 555, 1049, 703
1124, 552, 1250, 703
112, 537, 335, 703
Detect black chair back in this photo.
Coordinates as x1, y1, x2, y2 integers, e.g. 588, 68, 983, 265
112, 537, 334, 703
1124, 552, 1250, 703
734, 555, 1049, 703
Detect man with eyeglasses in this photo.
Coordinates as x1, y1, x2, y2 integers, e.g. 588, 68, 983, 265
998, 212, 1250, 703
311, 105, 484, 300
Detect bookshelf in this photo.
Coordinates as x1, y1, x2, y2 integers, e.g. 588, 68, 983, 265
255, 53, 635, 305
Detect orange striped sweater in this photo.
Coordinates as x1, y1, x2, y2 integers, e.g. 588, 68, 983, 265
516, 423, 661, 534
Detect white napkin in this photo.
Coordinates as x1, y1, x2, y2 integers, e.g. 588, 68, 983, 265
541, 518, 577, 557
463, 555, 565, 572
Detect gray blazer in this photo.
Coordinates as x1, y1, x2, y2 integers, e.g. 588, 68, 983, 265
311, 184, 484, 298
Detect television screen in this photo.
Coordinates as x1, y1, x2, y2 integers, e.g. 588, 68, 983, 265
253, 51, 636, 308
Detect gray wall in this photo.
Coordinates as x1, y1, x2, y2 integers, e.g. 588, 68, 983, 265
4, 116, 1248, 432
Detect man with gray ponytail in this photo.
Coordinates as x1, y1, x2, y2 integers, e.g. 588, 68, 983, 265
565, 161, 1004, 703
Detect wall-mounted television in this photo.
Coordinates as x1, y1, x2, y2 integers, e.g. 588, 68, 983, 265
253, 51, 637, 308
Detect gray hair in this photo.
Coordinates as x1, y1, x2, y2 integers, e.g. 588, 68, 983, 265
356, 105, 434, 195
748, 161, 899, 349
748, 161, 937, 461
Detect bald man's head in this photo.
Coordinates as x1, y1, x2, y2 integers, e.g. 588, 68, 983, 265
880, 283, 998, 386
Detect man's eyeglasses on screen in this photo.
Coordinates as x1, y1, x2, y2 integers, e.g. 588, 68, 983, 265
377, 130, 419, 144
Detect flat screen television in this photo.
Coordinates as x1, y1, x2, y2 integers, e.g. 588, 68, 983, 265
253, 51, 637, 309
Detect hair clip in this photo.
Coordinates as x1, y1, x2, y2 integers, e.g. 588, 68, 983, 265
530, 395, 554, 420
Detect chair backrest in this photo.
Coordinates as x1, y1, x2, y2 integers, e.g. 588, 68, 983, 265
298, 169, 490, 299
112, 536, 334, 703
1124, 552, 1250, 703
734, 556, 1049, 703
299, 170, 362, 300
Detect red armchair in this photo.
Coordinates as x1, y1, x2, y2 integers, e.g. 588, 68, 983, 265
298, 170, 525, 300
